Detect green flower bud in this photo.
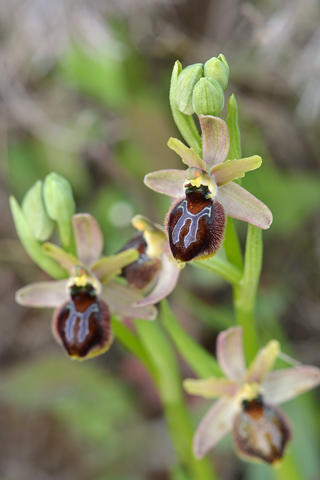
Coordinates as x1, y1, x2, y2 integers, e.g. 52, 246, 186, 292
10, 196, 66, 279
43, 173, 76, 253
204, 54, 230, 90
176, 63, 203, 115
192, 77, 225, 117
22, 180, 55, 241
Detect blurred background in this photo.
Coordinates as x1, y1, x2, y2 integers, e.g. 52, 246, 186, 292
0, 0, 320, 479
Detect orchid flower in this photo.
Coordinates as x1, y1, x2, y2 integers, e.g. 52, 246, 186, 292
119, 215, 180, 307
16, 214, 157, 360
144, 115, 273, 263
184, 326, 320, 464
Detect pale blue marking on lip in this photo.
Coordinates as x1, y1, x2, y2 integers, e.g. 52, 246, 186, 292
65, 301, 100, 343
172, 199, 212, 248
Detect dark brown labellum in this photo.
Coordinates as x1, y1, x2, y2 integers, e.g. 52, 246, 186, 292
53, 284, 112, 359
119, 232, 161, 290
167, 184, 226, 262
233, 395, 291, 464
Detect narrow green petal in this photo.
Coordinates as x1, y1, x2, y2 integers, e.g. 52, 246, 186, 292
168, 137, 206, 170
91, 249, 139, 284
246, 340, 280, 384
43, 242, 80, 274
211, 156, 262, 186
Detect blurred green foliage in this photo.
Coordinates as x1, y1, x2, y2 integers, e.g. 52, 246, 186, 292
3, 5, 320, 479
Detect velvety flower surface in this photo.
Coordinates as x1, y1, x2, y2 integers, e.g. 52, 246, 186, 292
119, 215, 180, 307
144, 115, 273, 262
16, 214, 157, 360
184, 326, 320, 464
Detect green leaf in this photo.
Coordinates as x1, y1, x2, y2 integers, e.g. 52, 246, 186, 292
192, 255, 242, 285
0, 356, 135, 446
169, 61, 202, 154
226, 94, 241, 160
10, 196, 67, 279
59, 44, 128, 110
134, 318, 182, 404
160, 300, 222, 378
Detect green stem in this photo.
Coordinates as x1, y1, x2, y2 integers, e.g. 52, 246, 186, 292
192, 256, 242, 285
111, 317, 154, 375
233, 224, 262, 362
170, 61, 202, 154
223, 217, 243, 270
134, 319, 217, 480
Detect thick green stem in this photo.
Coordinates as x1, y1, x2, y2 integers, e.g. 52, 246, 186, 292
233, 224, 262, 362
134, 319, 217, 480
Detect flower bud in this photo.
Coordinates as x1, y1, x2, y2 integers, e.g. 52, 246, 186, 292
176, 63, 203, 115
119, 232, 161, 290
43, 173, 76, 252
166, 183, 226, 262
119, 216, 167, 290
204, 54, 230, 90
22, 180, 55, 241
192, 77, 225, 117
233, 395, 291, 464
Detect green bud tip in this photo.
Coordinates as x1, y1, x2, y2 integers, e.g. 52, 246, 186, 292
204, 54, 230, 90
192, 77, 225, 117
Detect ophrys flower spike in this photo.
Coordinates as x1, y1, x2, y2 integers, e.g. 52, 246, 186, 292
16, 214, 157, 360
119, 215, 180, 307
144, 115, 273, 263
184, 326, 320, 464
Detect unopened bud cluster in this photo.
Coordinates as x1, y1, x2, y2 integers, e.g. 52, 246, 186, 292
175, 54, 229, 117
10, 173, 76, 277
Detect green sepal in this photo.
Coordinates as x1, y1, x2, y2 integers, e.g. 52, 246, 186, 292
10, 196, 67, 279
167, 137, 206, 170
42, 242, 80, 274
91, 249, 139, 284
22, 180, 55, 242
